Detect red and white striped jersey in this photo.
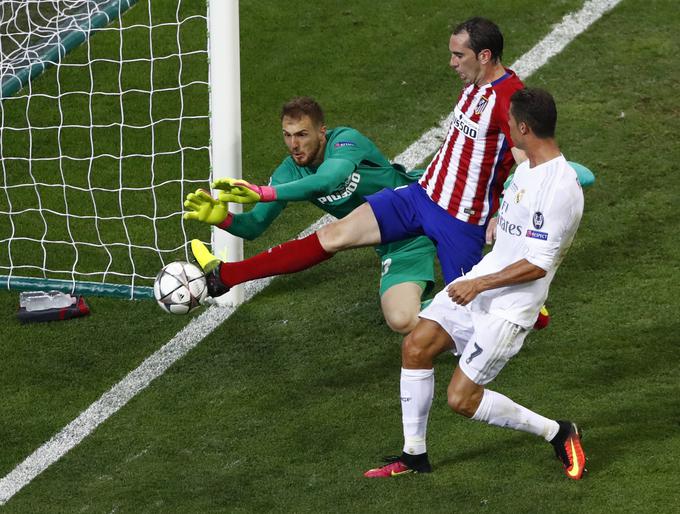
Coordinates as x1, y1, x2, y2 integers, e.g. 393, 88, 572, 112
419, 69, 523, 225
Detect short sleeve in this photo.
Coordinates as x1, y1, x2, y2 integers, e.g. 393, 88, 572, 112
524, 184, 583, 271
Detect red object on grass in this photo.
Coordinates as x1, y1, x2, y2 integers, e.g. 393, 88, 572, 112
17, 296, 90, 324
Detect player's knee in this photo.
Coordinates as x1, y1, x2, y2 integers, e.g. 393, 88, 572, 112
402, 320, 453, 367
446, 390, 467, 415
317, 222, 349, 253
317, 204, 380, 252
384, 308, 418, 335
446, 383, 482, 418
401, 331, 432, 366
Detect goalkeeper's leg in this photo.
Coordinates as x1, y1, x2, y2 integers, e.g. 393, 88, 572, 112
192, 202, 382, 296
191, 233, 334, 297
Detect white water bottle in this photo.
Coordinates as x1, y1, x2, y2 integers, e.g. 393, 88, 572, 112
20, 291, 75, 312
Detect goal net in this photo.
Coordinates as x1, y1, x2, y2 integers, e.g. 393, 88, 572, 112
0, 0, 218, 299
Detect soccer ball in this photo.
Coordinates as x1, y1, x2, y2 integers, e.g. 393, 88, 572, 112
154, 261, 208, 314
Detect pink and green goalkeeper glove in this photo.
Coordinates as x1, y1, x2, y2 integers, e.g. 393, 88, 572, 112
212, 178, 277, 204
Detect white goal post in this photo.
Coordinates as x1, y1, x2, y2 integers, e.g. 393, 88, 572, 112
0, 0, 243, 301
207, 0, 243, 306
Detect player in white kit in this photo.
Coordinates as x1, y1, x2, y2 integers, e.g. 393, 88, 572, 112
365, 88, 588, 480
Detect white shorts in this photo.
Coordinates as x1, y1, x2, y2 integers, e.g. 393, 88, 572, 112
419, 287, 530, 385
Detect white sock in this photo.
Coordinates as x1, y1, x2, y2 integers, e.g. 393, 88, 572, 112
400, 368, 434, 455
472, 389, 560, 441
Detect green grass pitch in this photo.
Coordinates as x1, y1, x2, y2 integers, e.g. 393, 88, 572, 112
0, 0, 679, 512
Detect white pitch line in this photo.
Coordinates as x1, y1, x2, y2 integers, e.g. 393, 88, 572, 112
0, 0, 620, 505
0, 217, 333, 505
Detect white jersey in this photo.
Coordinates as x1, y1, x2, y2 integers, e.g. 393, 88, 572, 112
463, 155, 584, 327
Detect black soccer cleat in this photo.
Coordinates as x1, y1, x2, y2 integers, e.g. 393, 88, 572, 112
189, 239, 230, 298
205, 267, 230, 297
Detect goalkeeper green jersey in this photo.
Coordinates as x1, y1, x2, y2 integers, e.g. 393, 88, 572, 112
227, 127, 422, 240
271, 127, 421, 217
225, 126, 436, 298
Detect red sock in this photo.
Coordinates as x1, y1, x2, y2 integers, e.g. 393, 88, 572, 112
219, 232, 333, 287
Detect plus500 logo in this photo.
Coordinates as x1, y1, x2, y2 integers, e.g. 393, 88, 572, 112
453, 106, 478, 139
318, 172, 361, 204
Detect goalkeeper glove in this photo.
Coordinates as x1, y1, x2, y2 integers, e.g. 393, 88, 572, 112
183, 189, 232, 227
212, 178, 277, 204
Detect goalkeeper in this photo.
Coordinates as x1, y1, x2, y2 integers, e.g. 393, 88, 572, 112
184, 96, 437, 334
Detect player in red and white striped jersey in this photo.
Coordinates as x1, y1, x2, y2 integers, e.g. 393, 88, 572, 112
322, 16, 527, 288
420, 64, 523, 226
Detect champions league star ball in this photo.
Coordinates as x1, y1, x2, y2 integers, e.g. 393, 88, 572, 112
154, 261, 208, 314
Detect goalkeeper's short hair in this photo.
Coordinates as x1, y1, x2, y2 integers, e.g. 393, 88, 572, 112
280, 96, 324, 126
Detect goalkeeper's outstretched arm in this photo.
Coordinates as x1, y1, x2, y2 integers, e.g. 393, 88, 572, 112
227, 202, 287, 240
183, 188, 286, 240
213, 158, 355, 204
185, 155, 357, 238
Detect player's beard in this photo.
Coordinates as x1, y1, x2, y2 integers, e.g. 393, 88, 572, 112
292, 140, 322, 167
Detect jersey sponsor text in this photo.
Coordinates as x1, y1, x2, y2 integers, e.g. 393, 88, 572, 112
317, 172, 361, 204
452, 106, 479, 139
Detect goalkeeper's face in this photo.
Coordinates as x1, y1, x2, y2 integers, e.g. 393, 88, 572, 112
282, 115, 327, 167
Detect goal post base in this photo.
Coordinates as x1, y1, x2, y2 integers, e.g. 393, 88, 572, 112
0, 275, 154, 300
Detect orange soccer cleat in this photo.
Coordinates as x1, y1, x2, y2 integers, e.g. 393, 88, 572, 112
550, 421, 587, 480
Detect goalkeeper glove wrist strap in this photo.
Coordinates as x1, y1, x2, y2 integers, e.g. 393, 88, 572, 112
257, 185, 277, 202
217, 212, 234, 230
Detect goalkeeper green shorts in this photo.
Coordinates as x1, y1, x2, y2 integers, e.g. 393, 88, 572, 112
375, 235, 436, 298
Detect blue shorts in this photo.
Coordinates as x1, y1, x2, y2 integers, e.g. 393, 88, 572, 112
366, 183, 486, 283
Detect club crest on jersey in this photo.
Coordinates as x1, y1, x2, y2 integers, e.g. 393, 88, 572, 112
533, 212, 544, 229
334, 141, 356, 148
474, 97, 489, 115
526, 229, 548, 240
